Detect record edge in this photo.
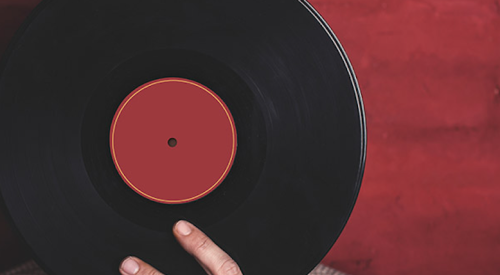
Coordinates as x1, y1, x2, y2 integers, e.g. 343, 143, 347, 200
297, 1, 367, 275
0, 1, 60, 275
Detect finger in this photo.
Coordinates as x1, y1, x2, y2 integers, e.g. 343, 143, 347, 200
119, 256, 164, 275
173, 220, 242, 275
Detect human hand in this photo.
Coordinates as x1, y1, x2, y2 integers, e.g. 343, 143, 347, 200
119, 220, 242, 275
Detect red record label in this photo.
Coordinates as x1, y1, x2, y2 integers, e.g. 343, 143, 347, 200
110, 78, 237, 204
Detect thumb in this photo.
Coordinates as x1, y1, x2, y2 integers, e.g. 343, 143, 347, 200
119, 256, 163, 275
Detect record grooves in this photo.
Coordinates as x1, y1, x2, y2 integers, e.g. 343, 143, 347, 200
81, 49, 266, 232
0, 0, 366, 275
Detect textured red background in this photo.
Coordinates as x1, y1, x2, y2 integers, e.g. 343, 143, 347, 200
1, 0, 499, 274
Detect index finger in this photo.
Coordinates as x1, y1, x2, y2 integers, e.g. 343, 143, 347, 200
173, 220, 242, 275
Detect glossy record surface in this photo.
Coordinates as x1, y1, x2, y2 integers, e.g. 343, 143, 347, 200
0, 0, 366, 274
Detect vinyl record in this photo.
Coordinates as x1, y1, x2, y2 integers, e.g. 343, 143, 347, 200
0, 0, 366, 274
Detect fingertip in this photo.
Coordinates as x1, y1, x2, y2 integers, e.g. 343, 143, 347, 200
120, 256, 140, 275
174, 220, 193, 236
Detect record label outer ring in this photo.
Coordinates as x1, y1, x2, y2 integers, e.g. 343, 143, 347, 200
110, 78, 237, 204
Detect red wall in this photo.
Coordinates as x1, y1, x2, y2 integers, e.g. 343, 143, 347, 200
1, 0, 499, 274
311, 0, 500, 274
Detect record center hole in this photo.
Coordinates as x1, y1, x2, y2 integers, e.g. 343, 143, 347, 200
168, 138, 177, 148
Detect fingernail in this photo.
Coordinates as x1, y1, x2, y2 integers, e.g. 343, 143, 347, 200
175, 220, 192, 236
121, 257, 139, 275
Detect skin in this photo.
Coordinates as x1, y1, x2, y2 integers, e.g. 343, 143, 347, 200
119, 220, 242, 275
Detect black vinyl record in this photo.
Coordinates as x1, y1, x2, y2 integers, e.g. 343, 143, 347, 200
0, 0, 366, 274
